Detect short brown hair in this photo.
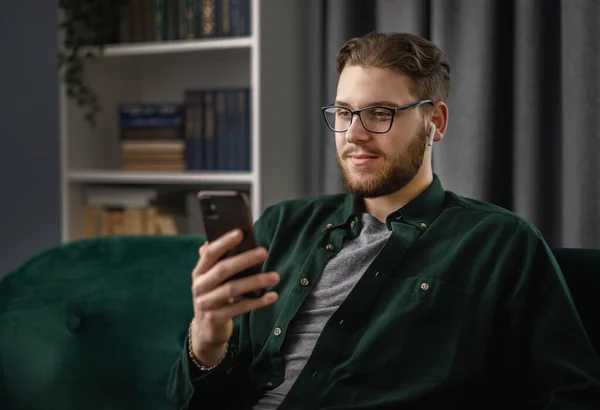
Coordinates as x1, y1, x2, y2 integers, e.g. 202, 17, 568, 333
336, 32, 450, 102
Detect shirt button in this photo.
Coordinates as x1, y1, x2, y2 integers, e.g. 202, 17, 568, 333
326, 223, 333, 229
274, 327, 282, 336
66, 315, 82, 331
420, 282, 430, 291
420, 222, 427, 229
264, 382, 274, 389
325, 244, 334, 251
350, 220, 356, 229
300, 278, 309, 286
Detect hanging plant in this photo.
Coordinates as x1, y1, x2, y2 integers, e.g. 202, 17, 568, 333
58, 0, 122, 125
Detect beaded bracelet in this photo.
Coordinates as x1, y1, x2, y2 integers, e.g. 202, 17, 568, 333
187, 321, 229, 372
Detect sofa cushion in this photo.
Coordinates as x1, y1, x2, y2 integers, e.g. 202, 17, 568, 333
0, 235, 204, 410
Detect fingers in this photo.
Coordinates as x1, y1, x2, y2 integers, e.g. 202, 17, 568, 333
222, 291, 279, 317
199, 291, 279, 324
191, 241, 208, 273
192, 247, 269, 296
196, 272, 280, 310
192, 229, 243, 278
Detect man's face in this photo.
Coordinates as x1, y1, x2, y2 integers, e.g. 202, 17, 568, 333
334, 65, 428, 198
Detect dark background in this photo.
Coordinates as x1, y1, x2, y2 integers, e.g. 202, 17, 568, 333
0, 0, 61, 278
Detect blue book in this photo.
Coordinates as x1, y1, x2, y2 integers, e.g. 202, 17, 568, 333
225, 89, 237, 170
235, 88, 250, 171
244, 88, 251, 170
203, 90, 217, 170
241, 0, 250, 36
230, 0, 240, 36
119, 102, 184, 130
216, 90, 229, 170
183, 90, 204, 170
119, 102, 184, 140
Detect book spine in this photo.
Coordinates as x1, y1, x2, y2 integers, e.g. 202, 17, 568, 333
225, 89, 237, 170
203, 90, 216, 170
154, 0, 166, 41
183, 92, 194, 170
200, 0, 217, 37
130, 0, 145, 42
119, 102, 185, 137
216, 90, 228, 170
144, 0, 155, 41
218, 0, 231, 37
230, 0, 240, 36
165, 0, 179, 40
241, 88, 250, 171
240, 0, 250, 36
119, 2, 132, 43
197, 91, 206, 170
179, 0, 197, 39
184, 91, 204, 170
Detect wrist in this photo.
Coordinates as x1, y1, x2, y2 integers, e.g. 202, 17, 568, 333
188, 321, 228, 371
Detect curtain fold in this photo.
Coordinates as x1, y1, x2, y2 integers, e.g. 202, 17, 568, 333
559, 0, 600, 247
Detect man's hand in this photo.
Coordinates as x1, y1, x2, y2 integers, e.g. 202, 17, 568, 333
190, 229, 279, 367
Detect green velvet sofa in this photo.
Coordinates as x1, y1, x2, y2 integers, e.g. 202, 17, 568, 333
0, 235, 598, 410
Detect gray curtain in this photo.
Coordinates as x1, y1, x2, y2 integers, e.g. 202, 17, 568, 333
305, 0, 600, 249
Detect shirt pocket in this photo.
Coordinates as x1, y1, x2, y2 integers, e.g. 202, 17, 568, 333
341, 276, 480, 385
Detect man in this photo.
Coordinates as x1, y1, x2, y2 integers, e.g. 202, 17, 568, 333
167, 32, 600, 409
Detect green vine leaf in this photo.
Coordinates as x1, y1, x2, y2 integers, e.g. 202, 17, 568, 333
58, 0, 122, 126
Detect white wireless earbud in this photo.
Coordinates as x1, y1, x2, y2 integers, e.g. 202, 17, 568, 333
427, 122, 436, 146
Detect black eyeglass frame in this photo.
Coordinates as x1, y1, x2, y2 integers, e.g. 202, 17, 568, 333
321, 99, 436, 134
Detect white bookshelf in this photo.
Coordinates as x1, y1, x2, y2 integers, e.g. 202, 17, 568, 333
67, 170, 255, 185
99, 36, 253, 57
59, 1, 261, 242
59, 0, 308, 243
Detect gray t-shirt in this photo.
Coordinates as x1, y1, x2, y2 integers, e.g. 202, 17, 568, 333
253, 213, 391, 409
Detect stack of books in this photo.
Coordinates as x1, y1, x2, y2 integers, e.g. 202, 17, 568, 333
83, 187, 184, 237
119, 102, 186, 171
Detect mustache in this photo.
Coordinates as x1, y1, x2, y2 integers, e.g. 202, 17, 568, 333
342, 148, 385, 159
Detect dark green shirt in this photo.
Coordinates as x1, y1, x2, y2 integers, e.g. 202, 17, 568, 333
167, 175, 600, 409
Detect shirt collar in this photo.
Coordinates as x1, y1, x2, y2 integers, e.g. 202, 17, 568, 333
329, 174, 447, 232
386, 174, 446, 230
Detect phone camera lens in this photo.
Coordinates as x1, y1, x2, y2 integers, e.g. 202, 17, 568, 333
200, 197, 219, 219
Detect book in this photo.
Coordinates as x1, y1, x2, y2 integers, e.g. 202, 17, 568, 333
118, 102, 186, 171
182, 86, 250, 171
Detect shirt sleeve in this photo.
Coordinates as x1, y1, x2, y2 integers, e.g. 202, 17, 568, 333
165, 324, 252, 410
165, 204, 280, 409
507, 228, 600, 408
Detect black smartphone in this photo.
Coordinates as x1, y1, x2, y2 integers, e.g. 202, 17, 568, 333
197, 190, 265, 299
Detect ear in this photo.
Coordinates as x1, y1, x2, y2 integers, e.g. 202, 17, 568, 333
430, 102, 449, 143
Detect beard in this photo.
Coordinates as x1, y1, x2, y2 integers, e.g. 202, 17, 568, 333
337, 125, 428, 198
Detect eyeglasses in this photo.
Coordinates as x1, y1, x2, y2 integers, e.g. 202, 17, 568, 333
321, 99, 435, 134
